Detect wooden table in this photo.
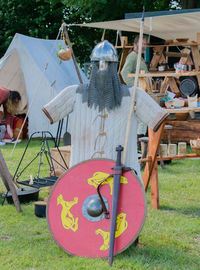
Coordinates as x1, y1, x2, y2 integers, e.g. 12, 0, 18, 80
141, 107, 200, 209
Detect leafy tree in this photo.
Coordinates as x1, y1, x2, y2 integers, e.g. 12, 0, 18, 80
0, 0, 65, 57
0, 0, 180, 66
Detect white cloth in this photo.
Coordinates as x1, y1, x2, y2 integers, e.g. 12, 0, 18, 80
43, 85, 167, 182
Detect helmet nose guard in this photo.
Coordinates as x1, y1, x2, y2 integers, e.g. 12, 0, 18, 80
91, 40, 118, 62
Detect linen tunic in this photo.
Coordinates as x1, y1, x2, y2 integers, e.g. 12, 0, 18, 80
43, 85, 167, 182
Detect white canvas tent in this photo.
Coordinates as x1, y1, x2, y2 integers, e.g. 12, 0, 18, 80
0, 33, 87, 137
76, 8, 200, 42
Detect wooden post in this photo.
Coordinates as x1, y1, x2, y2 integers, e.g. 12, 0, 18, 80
191, 45, 200, 85
0, 150, 22, 212
167, 77, 180, 95
150, 47, 165, 69
142, 121, 165, 191
151, 160, 159, 209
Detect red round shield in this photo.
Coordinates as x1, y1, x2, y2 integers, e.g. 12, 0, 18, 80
47, 159, 147, 258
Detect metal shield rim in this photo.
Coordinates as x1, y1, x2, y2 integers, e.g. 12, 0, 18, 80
46, 158, 147, 258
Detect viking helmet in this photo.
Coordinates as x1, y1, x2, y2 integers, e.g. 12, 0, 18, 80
91, 40, 118, 71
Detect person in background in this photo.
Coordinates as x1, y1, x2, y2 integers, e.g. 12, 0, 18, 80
121, 35, 148, 86
121, 35, 148, 150
0, 87, 21, 144
0, 87, 21, 116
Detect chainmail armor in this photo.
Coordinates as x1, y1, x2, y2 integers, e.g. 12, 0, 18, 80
76, 62, 130, 112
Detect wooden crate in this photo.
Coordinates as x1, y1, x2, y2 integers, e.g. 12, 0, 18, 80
163, 120, 200, 143
50, 146, 71, 173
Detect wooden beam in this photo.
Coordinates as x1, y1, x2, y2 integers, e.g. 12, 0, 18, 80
191, 45, 200, 85
142, 122, 165, 191
0, 150, 22, 212
151, 161, 159, 209
150, 47, 165, 69
128, 71, 200, 78
167, 77, 180, 95
160, 77, 169, 93
164, 52, 188, 58
140, 153, 199, 162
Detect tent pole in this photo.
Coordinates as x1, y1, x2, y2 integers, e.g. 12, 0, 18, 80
62, 23, 83, 84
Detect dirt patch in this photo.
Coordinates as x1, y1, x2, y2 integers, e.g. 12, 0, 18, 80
0, 235, 12, 241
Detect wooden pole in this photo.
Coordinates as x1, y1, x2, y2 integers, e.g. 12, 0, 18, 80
142, 122, 165, 191
62, 23, 83, 84
0, 150, 22, 212
122, 8, 145, 164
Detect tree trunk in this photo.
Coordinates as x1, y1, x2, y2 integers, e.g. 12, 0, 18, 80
0, 150, 22, 212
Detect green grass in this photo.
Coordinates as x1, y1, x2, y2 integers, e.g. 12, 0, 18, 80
0, 141, 200, 270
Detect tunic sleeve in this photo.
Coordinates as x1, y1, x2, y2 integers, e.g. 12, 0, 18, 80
42, 85, 77, 124
135, 87, 168, 131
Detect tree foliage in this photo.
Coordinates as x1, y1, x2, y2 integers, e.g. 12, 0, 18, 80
65, 0, 174, 21
0, 0, 183, 66
0, 0, 65, 57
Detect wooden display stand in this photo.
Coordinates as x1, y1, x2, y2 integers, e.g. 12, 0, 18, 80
117, 36, 200, 93
141, 107, 200, 209
116, 36, 200, 209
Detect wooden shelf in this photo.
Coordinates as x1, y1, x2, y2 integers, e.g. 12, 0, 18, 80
116, 42, 200, 49
128, 70, 200, 78
164, 107, 200, 114
115, 45, 132, 49
140, 153, 199, 163
146, 42, 200, 47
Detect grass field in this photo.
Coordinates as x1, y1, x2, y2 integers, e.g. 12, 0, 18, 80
0, 140, 200, 270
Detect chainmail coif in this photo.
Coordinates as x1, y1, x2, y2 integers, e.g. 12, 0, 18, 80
76, 62, 129, 112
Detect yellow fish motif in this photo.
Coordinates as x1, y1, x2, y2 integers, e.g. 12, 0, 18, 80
87, 172, 128, 195
57, 194, 79, 232
95, 213, 128, 250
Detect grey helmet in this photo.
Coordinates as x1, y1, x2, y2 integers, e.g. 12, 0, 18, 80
91, 40, 118, 62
